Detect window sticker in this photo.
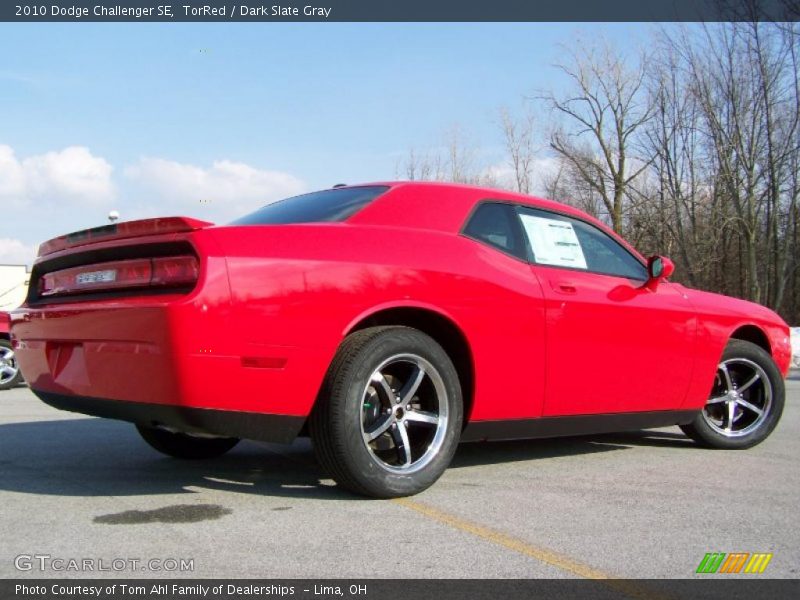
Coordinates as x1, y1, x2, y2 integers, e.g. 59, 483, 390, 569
520, 214, 588, 269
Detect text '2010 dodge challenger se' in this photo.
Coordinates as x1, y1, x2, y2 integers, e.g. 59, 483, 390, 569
10, 182, 792, 497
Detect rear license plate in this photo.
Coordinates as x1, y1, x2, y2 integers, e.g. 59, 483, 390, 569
75, 270, 117, 285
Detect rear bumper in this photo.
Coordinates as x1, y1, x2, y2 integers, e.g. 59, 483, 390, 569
33, 389, 305, 443
10, 270, 329, 418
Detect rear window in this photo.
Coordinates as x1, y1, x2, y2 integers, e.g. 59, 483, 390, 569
230, 186, 389, 225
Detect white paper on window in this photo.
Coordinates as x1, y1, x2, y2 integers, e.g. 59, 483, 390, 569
519, 214, 587, 269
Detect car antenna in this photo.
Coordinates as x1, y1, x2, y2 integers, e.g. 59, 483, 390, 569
332, 183, 347, 188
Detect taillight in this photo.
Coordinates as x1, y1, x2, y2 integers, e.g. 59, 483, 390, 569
151, 256, 200, 286
39, 256, 199, 297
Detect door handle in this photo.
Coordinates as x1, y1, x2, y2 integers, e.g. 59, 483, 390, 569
551, 281, 577, 294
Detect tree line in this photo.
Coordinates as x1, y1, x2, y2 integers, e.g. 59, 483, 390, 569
399, 20, 800, 324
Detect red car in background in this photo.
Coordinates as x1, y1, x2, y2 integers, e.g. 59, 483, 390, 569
0, 311, 23, 390
9, 183, 792, 497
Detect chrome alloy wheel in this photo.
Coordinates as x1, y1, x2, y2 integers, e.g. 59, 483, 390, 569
0, 345, 19, 387
360, 353, 448, 474
702, 358, 772, 438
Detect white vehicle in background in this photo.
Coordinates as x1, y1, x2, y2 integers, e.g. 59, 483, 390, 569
791, 327, 800, 369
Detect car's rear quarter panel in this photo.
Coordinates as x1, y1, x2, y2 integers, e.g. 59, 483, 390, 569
214, 223, 547, 421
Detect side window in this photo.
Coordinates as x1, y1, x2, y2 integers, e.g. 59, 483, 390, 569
463, 202, 525, 259
517, 207, 648, 280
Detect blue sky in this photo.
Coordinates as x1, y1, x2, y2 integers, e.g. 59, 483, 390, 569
1, 22, 650, 264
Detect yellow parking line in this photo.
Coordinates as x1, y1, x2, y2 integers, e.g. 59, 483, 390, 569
393, 497, 671, 600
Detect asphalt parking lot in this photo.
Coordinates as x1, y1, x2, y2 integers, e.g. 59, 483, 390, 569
1, 375, 798, 581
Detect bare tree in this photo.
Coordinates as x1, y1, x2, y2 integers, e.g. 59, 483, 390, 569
397, 148, 444, 181
542, 160, 605, 218
498, 106, 538, 194
667, 20, 800, 304
539, 39, 655, 234
749, 19, 800, 311
636, 39, 716, 287
397, 124, 496, 187
395, 21, 800, 322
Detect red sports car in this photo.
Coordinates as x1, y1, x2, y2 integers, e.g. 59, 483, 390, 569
10, 183, 792, 497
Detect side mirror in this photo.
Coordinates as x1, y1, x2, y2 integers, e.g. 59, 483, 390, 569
645, 256, 674, 290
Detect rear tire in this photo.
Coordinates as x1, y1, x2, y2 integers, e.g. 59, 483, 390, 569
680, 339, 784, 449
136, 425, 240, 459
310, 326, 463, 498
0, 339, 23, 391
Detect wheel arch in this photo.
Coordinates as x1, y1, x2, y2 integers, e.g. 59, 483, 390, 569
345, 304, 476, 425
729, 324, 771, 355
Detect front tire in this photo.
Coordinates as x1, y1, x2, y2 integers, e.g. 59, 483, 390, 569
136, 425, 240, 459
680, 339, 784, 449
0, 339, 23, 391
310, 326, 463, 498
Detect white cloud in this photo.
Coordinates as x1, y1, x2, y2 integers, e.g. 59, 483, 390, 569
0, 238, 37, 266
0, 147, 307, 261
24, 147, 114, 203
0, 146, 26, 198
0, 145, 115, 206
124, 157, 306, 222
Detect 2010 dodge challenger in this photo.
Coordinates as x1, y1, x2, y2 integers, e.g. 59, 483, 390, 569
9, 183, 792, 497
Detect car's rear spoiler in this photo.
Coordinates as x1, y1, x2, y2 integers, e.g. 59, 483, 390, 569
37, 217, 214, 257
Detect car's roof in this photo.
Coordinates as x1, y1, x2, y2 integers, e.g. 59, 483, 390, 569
343, 180, 644, 262
359, 180, 584, 209
346, 180, 599, 228
359, 180, 597, 218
